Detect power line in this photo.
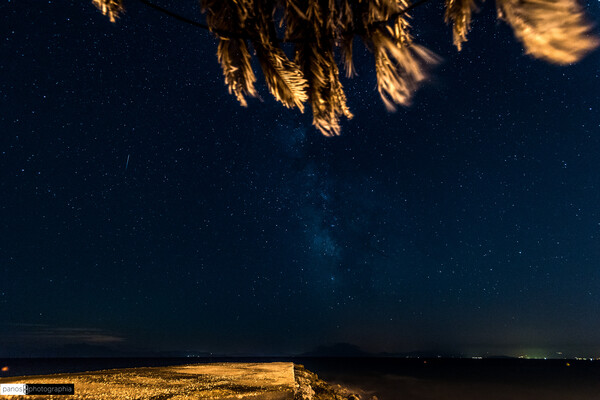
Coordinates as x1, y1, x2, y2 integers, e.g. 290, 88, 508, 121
138, 0, 210, 30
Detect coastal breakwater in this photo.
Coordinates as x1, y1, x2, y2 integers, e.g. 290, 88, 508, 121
0, 362, 360, 400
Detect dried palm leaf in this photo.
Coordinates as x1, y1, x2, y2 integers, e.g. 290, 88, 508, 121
90, 0, 597, 136
254, 40, 309, 111
92, 0, 124, 23
341, 37, 356, 78
363, 1, 439, 111
497, 0, 599, 64
201, 0, 253, 31
365, 0, 401, 22
445, 0, 479, 50
217, 39, 258, 107
285, 0, 353, 136
373, 30, 439, 110
202, 0, 258, 106
251, 0, 309, 111
339, 0, 357, 77
294, 44, 353, 136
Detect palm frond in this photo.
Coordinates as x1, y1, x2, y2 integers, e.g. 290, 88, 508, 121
90, 0, 597, 136
250, 0, 308, 111
254, 40, 310, 111
202, 0, 258, 106
295, 44, 353, 136
365, 1, 440, 111
92, 0, 124, 23
217, 39, 258, 107
339, 0, 356, 77
497, 0, 599, 64
373, 30, 439, 110
286, 0, 352, 136
445, 0, 479, 50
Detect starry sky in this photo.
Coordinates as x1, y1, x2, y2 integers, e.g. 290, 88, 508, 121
1, 0, 600, 358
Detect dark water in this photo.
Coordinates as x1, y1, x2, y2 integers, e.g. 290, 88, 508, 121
297, 358, 600, 400
1, 357, 599, 400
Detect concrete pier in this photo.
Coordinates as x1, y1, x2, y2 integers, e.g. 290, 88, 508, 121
0, 362, 296, 399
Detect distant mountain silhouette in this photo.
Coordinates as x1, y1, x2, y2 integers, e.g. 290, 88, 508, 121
300, 343, 370, 357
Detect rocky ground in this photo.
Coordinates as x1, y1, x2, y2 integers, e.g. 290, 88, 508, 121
0, 362, 362, 400
293, 365, 364, 400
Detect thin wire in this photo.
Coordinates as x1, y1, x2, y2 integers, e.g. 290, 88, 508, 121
137, 0, 209, 29
137, 0, 247, 39
135, 0, 436, 42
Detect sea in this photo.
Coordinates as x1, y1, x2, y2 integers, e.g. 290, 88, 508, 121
1, 357, 599, 400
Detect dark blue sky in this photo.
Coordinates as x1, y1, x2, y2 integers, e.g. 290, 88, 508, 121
1, 0, 599, 358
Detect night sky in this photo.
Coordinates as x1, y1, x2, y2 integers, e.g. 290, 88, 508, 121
1, 0, 600, 358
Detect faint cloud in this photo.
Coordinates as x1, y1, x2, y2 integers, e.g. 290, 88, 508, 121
1, 323, 125, 345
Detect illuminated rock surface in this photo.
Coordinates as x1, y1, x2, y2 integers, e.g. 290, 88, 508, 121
0, 362, 357, 400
